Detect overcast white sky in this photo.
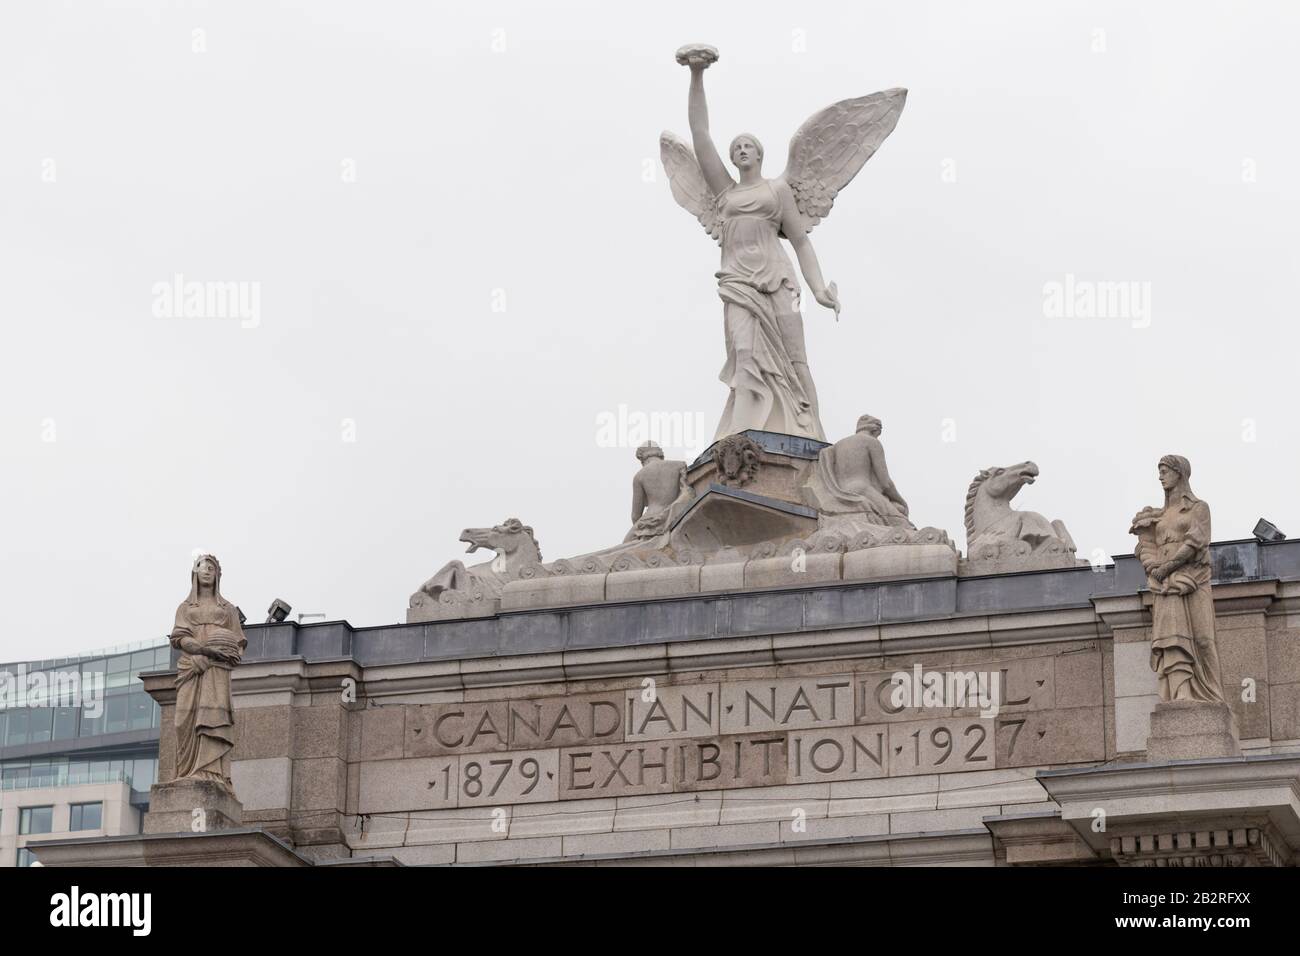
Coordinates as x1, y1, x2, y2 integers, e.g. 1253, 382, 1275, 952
2, 0, 1297, 661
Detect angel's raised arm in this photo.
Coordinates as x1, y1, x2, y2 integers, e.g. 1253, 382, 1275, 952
687, 67, 734, 197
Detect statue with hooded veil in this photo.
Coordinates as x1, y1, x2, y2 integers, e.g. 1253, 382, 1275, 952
168, 554, 246, 791
1130, 456, 1226, 705
660, 44, 907, 442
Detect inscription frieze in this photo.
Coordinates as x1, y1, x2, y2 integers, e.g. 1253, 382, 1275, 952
357, 653, 1105, 811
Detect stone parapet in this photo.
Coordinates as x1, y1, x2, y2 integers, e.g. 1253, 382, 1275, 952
107, 548, 1300, 867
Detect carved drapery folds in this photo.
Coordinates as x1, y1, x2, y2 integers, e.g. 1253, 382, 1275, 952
168, 554, 245, 792
1130, 455, 1226, 705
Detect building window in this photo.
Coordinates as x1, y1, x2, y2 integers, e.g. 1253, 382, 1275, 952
26, 706, 53, 744
105, 652, 133, 688
131, 757, 158, 790
104, 690, 129, 734
69, 802, 103, 831
53, 705, 80, 741
131, 649, 158, 674
17, 848, 37, 868
78, 705, 104, 737
129, 690, 154, 731
5, 709, 29, 746
19, 806, 53, 835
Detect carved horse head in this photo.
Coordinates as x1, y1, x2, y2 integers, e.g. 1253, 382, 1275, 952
964, 462, 1040, 541
459, 518, 543, 568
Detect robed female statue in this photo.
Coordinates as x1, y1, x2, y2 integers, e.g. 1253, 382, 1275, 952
169, 554, 246, 789
1130, 456, 1226, 704
661, 44, 906, 442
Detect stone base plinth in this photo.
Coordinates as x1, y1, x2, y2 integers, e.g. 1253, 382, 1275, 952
960, 554, 1083, 576
144, 778, 245, 834
408, 598, 498, 623
1146, 700, 1241, 762
686, 429, 827, 505
844, 544, 958, 581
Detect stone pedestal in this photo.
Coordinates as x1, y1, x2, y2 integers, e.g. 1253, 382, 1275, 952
143, 778, 244, 835
1145, 700, 1241, 762
686, 429, 827, 504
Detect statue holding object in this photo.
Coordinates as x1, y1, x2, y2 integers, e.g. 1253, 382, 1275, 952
661, 43, 907, 443
168, 554, 246, 791
1130, 455, 1227, 704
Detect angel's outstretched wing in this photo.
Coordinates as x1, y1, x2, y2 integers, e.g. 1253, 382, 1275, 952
778, 88, 907, 235
659, 131, 721, 243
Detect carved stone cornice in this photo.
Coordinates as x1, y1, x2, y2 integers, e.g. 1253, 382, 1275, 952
984, 810, 1101, 865
1267, 581, 1300, 618
1036, 755, 1300, 867
1108, 826, 1285, 867
1208, 579, 1278, 617
1091, 594, 1149, 633
1093, 579, 1283, 636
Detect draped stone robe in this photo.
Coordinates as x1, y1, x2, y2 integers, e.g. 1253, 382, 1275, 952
713, 180, 825, 442
170, 597, 246, 788
1136, 494, 1226, 704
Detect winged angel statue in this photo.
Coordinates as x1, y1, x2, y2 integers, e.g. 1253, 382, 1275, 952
662, 44, 906, 442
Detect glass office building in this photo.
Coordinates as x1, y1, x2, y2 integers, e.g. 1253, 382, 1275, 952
0, 639, 167, 865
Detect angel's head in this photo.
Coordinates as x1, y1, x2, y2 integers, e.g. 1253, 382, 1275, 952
729, 133, 764, 172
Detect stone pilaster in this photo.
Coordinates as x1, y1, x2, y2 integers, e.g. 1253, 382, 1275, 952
1093, 593, 1155, 758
